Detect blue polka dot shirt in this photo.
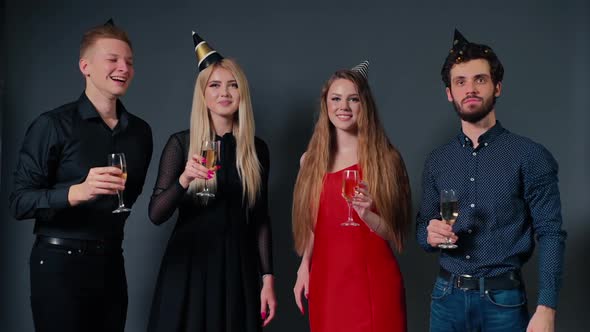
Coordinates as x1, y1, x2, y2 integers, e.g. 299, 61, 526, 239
416, 121, 567, 308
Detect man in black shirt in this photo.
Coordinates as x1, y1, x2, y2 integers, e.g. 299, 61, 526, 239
8, 19, 152, 332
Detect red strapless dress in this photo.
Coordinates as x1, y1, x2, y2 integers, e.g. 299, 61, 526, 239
308, 164, 407, 332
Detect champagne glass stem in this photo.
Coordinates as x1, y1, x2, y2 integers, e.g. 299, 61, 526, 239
347, 201, 353, 223
117, 191, 125, 208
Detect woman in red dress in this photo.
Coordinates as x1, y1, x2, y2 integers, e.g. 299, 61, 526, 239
292, 62, 412, 332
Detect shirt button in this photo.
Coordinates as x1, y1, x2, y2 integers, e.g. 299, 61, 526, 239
470, 177, 475, 182
465, 137, 469, 141
40, 260, 44, 265
466, 255, 471, 259
67, 250, 72, 255
470, 203, 475, 208
484, 142, 488, 146
468, 229, 473, 234
472, 152, 477, 156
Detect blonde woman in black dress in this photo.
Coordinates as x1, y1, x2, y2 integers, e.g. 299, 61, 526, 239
147, 32, 276, 332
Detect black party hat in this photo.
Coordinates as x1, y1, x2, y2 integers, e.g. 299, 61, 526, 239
192, 31, 224, 72
351, 60, 369, 80
104, 18, 115, 26
451, 29, 469, 51
449, 29, 494, 63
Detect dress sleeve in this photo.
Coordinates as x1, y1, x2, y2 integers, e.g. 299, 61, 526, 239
252, 139, 273, 275
9, 114, 70, 220
148, 134, 188, 225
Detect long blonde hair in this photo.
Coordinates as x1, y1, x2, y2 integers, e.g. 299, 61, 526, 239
187, 58, 261, 207
292, 70, 411, 255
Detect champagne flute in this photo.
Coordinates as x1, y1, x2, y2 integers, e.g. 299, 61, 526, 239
196, 140, 219, 198
341, 169, 360, 226
108, 153, 131, 213
439, 189, 458, 249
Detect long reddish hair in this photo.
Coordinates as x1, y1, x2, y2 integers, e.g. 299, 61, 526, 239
292, 70, 411, 255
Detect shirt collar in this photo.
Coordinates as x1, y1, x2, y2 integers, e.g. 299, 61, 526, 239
457, 120, 506, 147
215, 132, 235, 141
77, 92, 129, 130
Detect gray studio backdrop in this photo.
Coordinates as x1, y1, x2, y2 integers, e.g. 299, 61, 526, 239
1, 0, 588, 331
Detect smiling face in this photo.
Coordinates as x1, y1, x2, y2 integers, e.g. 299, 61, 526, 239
446, 58, 502, 123
79, 38, 134, 99
204, 66, 240, 121
326, 78, 361, 133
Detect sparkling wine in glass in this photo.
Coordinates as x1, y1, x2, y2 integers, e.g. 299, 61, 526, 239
341, 169, 360, 226
108, 153, 131, 213
196, 140, 219, 198
439, 189, 458, 249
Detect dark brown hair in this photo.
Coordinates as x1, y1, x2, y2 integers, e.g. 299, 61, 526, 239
441, 43, 504, 87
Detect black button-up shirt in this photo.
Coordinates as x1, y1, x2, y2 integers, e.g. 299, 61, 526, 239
9, 93, 153, 240
416, 121, 566, 308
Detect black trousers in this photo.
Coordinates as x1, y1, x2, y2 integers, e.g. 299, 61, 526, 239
29, 240, 128, 332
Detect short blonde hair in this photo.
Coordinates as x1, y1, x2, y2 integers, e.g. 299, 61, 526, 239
80, 23, 132, 58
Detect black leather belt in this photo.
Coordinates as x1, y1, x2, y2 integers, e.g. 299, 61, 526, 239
439, 268, 522, 290
35, 236, 122, 254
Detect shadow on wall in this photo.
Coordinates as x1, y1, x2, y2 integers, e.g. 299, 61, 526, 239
0, 0, 4, 185
263, 95, 316, 332
0, 77, 4, 188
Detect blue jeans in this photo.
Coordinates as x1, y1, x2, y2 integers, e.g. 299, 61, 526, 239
429, 276, 529, 332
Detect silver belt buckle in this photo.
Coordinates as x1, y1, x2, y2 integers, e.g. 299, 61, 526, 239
457, 274, 473, 289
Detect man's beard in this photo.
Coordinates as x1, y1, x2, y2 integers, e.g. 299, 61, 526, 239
452, 95, 496, 123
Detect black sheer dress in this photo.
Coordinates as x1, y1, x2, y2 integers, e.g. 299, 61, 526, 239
147, 130, 273, 332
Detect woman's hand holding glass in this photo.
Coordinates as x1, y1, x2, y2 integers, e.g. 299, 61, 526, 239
178, 154, 218, 189
351, 181, 374, 221
341, 170, 360, 226
196, 140, 220, 198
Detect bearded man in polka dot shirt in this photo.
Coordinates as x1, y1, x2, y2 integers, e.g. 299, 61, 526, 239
416, 29, 566, 332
